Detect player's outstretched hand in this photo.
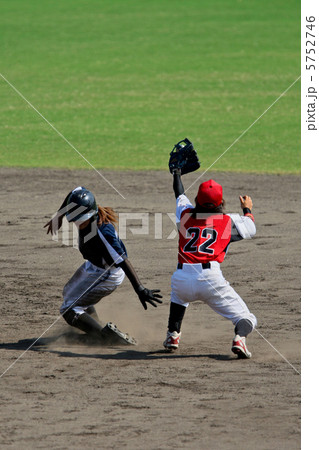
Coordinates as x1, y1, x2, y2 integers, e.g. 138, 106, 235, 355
239, 195, 253, 210
137, 286, 163, 310
44, 214, 63, 235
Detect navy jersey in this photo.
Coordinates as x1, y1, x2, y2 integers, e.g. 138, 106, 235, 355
78, 221, 127, 269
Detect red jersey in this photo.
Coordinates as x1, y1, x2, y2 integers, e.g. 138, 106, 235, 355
178, 208, 232, 264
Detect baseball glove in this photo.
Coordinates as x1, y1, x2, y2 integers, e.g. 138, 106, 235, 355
169, 138, 200, 175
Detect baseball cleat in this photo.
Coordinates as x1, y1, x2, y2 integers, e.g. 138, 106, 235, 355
231, 335, 252, 359
101, 322, 137, 346
163, 330, 181, 351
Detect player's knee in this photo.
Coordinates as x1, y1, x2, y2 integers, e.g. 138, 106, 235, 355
242, 313, 257, 330
234, 314, 257, 337
61, 308, 77, 326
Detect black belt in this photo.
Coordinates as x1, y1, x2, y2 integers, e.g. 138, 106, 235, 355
177, 262, 211, 270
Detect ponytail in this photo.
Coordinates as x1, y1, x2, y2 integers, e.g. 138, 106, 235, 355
97, 205, 118, 226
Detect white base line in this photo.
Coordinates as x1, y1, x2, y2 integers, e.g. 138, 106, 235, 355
254, 329, 300, 375
185, 75, 301, 195
0, 72, 125, 200
0, 315, 66, 379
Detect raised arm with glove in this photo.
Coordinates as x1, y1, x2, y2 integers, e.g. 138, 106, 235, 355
168, 138, 200, 199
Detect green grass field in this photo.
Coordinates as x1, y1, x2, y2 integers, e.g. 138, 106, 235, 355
0, 0, 300, 173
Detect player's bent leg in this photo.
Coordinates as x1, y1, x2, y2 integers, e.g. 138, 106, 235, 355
61, 308, 136, 345
202, 272, 257, 358
231, 316, 257, 359
60, 264, 135, 345
85, 305, 99, 320
163, 302, 186, 351
168, 302, 186, 333
204, 284, 257, 330
62, 262, 124, 311
61, 261, 123, 323
235, 317, 256, 337
163, 278, 189, 350
62, 308, 103, 337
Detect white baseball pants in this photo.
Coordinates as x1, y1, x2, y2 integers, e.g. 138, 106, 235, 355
170, 262, 257, 328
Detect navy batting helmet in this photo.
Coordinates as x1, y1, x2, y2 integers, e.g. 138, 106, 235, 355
66, 188, 98, 222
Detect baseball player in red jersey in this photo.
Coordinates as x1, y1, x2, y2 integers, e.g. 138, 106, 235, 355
163, 170, 257, 358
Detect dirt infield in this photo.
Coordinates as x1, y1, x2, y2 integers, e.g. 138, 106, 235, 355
0, 168, 300, 449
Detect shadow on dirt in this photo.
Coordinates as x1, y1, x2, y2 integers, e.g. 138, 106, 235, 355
0, 336, 234, 361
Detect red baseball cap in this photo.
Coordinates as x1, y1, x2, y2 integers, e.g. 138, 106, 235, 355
197, 179, 223, 207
